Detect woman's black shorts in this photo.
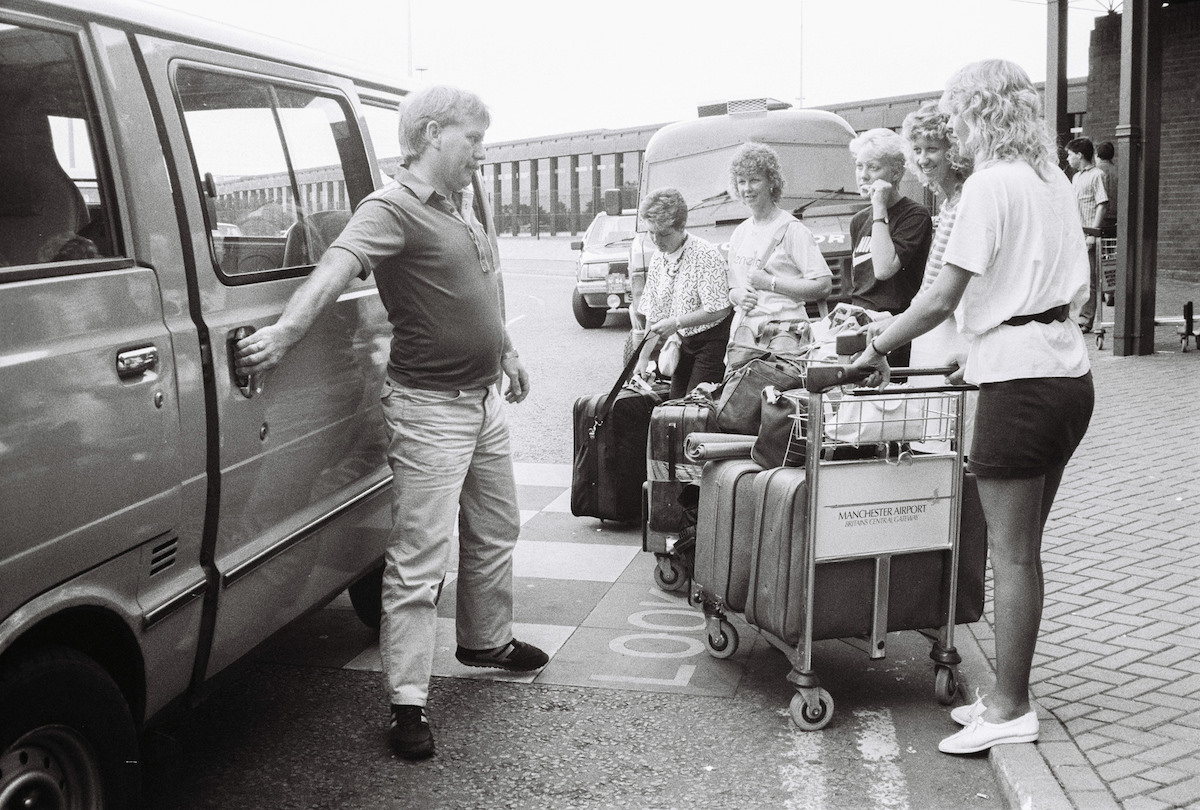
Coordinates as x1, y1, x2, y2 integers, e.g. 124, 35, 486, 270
968, 372, 1094, 479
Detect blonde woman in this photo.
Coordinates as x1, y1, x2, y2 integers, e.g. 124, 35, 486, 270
851, 60, 1094, 755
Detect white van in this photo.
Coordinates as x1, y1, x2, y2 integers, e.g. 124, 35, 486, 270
0, 2, 496, 805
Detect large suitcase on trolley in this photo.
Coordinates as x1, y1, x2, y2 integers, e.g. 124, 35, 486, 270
744, 466, 986, 647
644, 400, 715, 552
692, 458, 762, 613
572, 337, 668, 523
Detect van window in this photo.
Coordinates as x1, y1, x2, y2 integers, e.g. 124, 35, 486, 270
175, 67, 373, 276
361, 101, 403, 180
0, 23, 119, 269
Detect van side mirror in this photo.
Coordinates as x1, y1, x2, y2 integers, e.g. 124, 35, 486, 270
570, 240, 583, 251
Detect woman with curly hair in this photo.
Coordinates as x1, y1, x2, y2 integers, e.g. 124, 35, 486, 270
851, 59, 1094, 755
902, 101, 974, 381
725, 142, 832, 368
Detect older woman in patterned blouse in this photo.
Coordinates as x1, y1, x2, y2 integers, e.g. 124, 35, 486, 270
634, 187, 733, 398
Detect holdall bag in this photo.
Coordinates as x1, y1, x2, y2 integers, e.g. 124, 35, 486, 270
713, 355, 805, 435
572, 334, 667, 522
751, 386, 808, 469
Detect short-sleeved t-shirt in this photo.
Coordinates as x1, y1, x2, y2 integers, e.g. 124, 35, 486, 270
726, 207, 831, 335
638, 233, 729, 337
849, 196, 932, 315
1071, 165, 1108, 230
943, 160, 1090, 385
329, 168, 505, 391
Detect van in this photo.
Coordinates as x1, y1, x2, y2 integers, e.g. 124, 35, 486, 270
0, 2, 493, 805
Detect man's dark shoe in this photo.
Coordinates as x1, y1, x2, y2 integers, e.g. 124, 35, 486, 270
455, 639, 549, 672
389, 704, 434, 760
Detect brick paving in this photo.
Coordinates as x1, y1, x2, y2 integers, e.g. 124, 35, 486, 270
969, 305, 1200, 809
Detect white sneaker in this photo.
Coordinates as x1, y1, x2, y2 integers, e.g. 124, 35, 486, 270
939, 710, 1039, 755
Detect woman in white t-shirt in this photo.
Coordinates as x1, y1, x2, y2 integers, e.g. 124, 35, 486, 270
851, 59, 1094, 757
725, 142, 832, 368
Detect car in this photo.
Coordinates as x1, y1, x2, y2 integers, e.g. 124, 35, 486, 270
571, 211, 638, 328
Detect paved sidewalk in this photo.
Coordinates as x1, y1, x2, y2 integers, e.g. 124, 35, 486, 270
969, 322, 1200, 810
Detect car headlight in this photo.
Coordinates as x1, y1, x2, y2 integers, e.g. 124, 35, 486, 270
580, 262, 611, 280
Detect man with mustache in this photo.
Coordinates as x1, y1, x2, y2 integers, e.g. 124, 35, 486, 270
235, 85, 547, 761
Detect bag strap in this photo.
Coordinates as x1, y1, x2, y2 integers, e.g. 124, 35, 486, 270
591, 332, 656, 436
757, 218, 795, 273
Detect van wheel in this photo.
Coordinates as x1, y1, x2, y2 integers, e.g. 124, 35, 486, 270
572, 290, 607, 329
0, 645, 140, 810
348, 565, 384, 631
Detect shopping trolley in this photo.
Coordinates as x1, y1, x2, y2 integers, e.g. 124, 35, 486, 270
693, 364, 985, 731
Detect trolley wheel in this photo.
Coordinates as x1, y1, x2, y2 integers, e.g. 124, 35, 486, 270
705, 621, 738, 659
789, 688, 834, 731
1095, 329, 1105, 350
653, 556, 688, 593
934, 666, 958, 705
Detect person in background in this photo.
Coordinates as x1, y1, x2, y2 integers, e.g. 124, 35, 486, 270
1095, 141, 1118, 306
725, 142, 832, 367
235, 85, 547, 761
847, 128, 933, 367
1096, 141, 1118, 232
899, 101, 976, 449
1065, 137, 1108, 332
633, 187, 732, 398
849, 59, 1094, 756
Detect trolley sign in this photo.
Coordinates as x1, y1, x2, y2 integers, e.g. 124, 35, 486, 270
813, 455, 958, 560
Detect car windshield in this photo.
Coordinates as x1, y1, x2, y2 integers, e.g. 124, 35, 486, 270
584, 215, 636, 249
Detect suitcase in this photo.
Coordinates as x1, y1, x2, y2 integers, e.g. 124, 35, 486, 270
644, 401, 715, 552
692, 458, 762, 613
744, 466, 986, 648
572, 337, 668, 522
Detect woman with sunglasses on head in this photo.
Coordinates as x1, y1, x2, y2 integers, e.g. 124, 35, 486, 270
850, 59, 1094, 755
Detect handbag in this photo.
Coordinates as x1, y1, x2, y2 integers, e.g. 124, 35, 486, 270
657, 333, 682, 377
751, 386, 808, 468
713, 355, 805, 434
824, 388, 932, 447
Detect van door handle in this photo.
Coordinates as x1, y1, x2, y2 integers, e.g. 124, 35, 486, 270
116, 346, 159, 379
228, 326, 260, 398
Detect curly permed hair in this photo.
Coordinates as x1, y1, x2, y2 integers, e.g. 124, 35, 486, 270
728, 142, 784, 203
901, 101, 973, 188
939, 59, 1056, 180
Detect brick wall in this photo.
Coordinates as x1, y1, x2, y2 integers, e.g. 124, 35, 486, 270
1085, 7, 1200, 285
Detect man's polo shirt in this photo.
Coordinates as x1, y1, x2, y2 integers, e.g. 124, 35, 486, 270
330, 168, 504, 391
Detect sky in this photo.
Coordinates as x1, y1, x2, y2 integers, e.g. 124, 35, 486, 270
142, 0, 1113, 143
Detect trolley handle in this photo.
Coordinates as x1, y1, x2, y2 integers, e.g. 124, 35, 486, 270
805, 365, 974, 394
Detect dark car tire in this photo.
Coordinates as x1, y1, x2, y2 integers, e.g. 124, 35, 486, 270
572, 289, 607, 329
348, 564, 384, 632
0, 645, 141, 810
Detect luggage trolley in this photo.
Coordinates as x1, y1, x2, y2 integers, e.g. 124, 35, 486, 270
1094, 234, 1118, 349
695, 365, 977, 731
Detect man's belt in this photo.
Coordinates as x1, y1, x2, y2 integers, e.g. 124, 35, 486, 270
1003, 304, 1070, 327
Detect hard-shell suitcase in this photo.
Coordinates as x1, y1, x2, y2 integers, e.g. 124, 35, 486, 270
645, 401, 714, 547
743, 466, 986, 647
572, 337, 667, 522
692, 458, 762, 613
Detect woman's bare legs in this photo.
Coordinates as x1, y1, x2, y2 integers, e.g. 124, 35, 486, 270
975, 465, 1066, 722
